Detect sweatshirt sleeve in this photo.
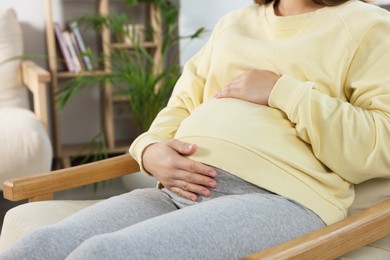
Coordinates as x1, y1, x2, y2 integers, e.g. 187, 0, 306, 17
268, 19, 390, 184
129, 22, 219, 172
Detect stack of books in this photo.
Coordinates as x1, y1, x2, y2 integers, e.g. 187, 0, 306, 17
54, 21, 94, 73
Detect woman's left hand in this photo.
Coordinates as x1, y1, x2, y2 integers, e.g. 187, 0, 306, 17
214, 69, 280, 106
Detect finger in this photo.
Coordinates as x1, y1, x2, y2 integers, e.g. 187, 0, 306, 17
170, 187, 199, 202
174, 179, 212, 197
175, 169, 217, 189
167, 139, 197, 155
177, 158, 217, 178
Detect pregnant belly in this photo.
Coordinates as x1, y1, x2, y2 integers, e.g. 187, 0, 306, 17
175, 98, 296, 149
175, 98, 324, 172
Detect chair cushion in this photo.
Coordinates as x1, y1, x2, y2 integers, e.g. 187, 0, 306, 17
0, 8, 28, 109
0, 200, 100, 252
0, 198, 388, 259
0, 107, 52, 187
343, 178, 390, 256
348, 179, 390, 215
339, 245, 390, 260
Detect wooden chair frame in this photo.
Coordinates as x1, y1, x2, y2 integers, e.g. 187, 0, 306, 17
3, 154, 390, 259
20, 60, 51, 132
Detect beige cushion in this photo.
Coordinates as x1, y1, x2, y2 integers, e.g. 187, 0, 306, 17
339, 245, 390, 260
0, 200, 100, 252
343, 178, 390, 256
0, 107, 53, 187
0, 8, 28, 109
348, 178, 390, 215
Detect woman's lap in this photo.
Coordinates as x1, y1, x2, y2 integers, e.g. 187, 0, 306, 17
0, 169, 325, 260
66, 192, 325, 260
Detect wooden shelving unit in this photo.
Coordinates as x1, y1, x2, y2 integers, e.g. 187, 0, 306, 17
44, 0, 162, 168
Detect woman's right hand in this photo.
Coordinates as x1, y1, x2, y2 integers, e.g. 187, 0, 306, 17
142, 139, 217, 202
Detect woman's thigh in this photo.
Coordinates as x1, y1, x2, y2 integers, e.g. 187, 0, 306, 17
0, 188, 178, 260
67, 193, 325, 260
54, 188, 179, 232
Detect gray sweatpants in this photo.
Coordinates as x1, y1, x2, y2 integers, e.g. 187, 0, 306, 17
0, 168, 325, 260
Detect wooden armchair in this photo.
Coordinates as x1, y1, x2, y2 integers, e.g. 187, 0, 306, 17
2, 154, 390, 259
19, 60, 51, 132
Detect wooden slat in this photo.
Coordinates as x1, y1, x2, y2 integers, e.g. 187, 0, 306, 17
111, 41, 158, 49
244, 199, 390, 260
3, 155, 139, 202
21, 60, 51, 132
29, 194, 54, 203
98, 0, 116, 150
21, 60, 50, 86
44, 0, 62, 159
56, 70, 110, 78
44, 0, 57, 75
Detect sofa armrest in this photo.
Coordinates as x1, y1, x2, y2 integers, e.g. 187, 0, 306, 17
20, 60, 51, 132
3, 154, 139, 202
244, 198, 390, 260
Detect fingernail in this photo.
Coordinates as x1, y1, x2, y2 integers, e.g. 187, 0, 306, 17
202, 190, 210, 197
208, 170, 217, 177
187, 144, 193, 151
209, 181, 217, 188
191, 195, 198, 202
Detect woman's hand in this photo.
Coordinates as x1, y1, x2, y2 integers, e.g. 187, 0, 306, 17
142, 139, 217, 202
214, 70, 280, 105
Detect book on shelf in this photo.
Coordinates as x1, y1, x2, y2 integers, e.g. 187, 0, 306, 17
54, 22, 95, 73
62, 31, 82, 73
69, 21, 94, 71
54, 23, 76, 72
69, 32, 86, 71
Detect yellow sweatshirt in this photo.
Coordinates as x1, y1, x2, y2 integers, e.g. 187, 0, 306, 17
130, 0, 390, 225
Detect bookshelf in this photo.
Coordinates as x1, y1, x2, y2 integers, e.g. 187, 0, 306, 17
44, 0, 163, 168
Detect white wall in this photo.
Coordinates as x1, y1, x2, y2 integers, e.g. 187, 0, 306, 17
179, 0, 253, 65
0, 0, 103, 145
0, 0, 48, 68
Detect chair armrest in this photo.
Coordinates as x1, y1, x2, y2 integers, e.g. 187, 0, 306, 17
244, 198, 390, 259
20, 60, 51, 132
5, 152, 389, 259
3, 154, 139, 202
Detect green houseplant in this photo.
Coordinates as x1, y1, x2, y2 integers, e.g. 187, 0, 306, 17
57, 0, 205, 158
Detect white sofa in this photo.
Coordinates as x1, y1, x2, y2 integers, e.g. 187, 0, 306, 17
0, 9, 52, 189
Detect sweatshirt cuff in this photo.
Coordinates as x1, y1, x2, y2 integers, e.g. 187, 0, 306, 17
269, 74, 308, 116
129, 133, 163, 174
